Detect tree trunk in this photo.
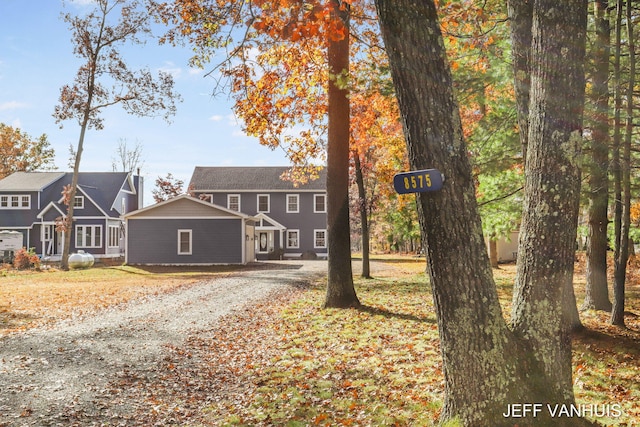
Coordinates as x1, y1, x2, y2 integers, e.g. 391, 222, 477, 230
375, 1, 594, 425
61, 85, 96, 271
612, 0, 623, 267
353, 151, 371, 278
507, 0, 533, 161
512, 0, 587, 396
611, 0, 633, 327
489, 238, 499, 268
584, 0, 612, 312
324, 0, 359, 308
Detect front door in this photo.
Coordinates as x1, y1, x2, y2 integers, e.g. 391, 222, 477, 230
42, 224, 54, 255
257, 231, 274, 254
56, 230, 63, 255
42, 224, 63, 256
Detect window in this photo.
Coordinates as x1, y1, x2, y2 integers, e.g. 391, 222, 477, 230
286, 230, 300, 249
108, 225, 120, 248
0, 194, 30, 209
227, 194, 241, 212
314, 194, 326, 213
257, 194, 270, 213
314, 229, 327, 248
74, 196, 84, 209
43, 225, 52, 241
76, 225, 102, 248
178, 229, 192, 255
286, 194, 299, 213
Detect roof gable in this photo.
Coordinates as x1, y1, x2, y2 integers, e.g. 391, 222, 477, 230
125, 194, 250, 219
37, 201, 66, 220
189, 166, 327, 192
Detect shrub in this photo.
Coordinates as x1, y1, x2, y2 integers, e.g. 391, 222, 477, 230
13, 247, 41, 271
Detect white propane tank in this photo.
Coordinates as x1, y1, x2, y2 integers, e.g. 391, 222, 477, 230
68, 250, 95, 269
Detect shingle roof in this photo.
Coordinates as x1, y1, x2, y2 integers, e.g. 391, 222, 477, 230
0, 171, 131, 217
0, 172, 65, 191
76, 172, 131, 214
189, 166, 326, 191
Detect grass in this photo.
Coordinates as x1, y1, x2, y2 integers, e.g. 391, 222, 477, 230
0, 263, 246, 335
1, 255, 638, 426
200, 256, 639, 427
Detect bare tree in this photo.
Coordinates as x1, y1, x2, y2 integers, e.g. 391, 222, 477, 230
53, 0, 180, 270
112, 138, 145, 173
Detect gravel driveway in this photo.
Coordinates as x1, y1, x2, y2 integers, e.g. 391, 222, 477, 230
0, 260, 326, 426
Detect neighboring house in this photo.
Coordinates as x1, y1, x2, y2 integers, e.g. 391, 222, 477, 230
124, 194, 256, 265
485, 230, 519, 264
0, 171, 142, 260
189, 166, 328, 260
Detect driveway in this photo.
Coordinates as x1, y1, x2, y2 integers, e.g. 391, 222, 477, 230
0, 261, 326, 426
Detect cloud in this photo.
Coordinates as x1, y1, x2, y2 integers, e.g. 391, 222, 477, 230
226, 113, 241, 127
0, 101, 28, 111
231, 129, 249, 138
209, 115, 223, 122
65, 0, 97, 7
158, 62, 183, 79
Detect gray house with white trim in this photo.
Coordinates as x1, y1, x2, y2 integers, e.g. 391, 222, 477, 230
0, 171, 142, 260
189, 166, 327, 260
124, 194, 256, 265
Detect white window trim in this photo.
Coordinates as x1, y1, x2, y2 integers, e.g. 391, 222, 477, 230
177, 229, 192, 255
75, 225, 102, 248
74, 196, 84, 209
0, 194, 30, 209
286, 229, 300, 249
227, 194, 241, 212
314, 194, 327, 213
257, 194, 270, 213
108, 225, 120, 248
286, 194, 299, 213
314, 229, 327, 249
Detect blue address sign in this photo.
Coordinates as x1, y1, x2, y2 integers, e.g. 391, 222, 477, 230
393, 169, 444, 194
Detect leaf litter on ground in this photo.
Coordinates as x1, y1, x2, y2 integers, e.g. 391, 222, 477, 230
120, 256, 639, 427
2, 256, 638, 426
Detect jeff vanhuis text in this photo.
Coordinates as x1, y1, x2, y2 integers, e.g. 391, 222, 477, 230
503, 403, 622, 419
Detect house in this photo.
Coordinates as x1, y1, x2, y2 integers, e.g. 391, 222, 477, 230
485, 230, 519, 264
0, 171, 142, 260
188, 166, 328, 260
124, 194, 256, 265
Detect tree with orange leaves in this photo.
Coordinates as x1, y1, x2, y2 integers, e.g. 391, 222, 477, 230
152, 0, 398, 307
349, 55, 406, 276
0, 123, 56, 179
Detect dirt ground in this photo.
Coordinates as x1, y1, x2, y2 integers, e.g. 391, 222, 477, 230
0, 261, 327, 426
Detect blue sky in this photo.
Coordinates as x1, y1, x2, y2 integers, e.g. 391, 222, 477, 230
0, 0, 292, 206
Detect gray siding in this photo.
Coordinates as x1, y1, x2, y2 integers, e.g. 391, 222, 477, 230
197, 190, 327, 256
127, 218, 242, 264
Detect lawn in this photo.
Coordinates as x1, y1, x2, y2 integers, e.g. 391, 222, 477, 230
0, 263, 246, 336
1, 255, 638, 426
183, 256, 638, 427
